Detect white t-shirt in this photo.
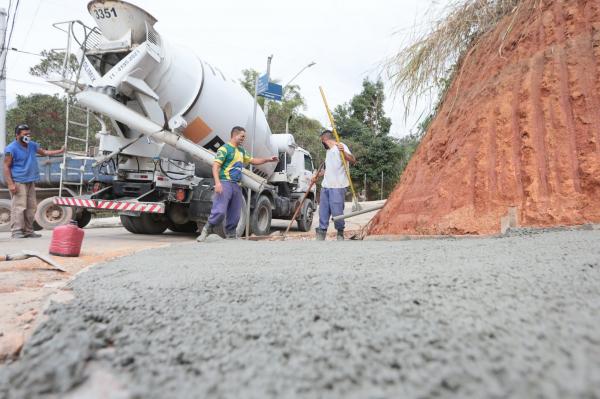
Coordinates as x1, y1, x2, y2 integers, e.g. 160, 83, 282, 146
322, 143, 351, 188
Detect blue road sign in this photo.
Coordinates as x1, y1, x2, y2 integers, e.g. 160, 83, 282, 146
257, 74, 269, 95
259, 82, 283, 101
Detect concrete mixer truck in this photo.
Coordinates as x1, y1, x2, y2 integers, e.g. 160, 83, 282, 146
48, 0, 317, 236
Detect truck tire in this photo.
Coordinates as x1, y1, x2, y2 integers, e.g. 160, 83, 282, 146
76, 210, 93, 228
297, 199, 314, 232
0, 199, 11, 232
120, 215, 141, 234
35, 197, 74, 230
250, 195, 272, 236
121, 213, 168, 235
167, 221, 198, 233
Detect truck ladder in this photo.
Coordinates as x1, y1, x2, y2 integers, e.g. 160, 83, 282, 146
52, 20, 101, 197
59, 98, 94, 196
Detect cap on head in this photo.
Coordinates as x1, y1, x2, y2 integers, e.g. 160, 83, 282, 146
15, 124, 30, 135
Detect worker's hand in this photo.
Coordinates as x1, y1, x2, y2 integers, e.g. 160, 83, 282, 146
336, 142, 345, 153
310, 176, 319, 185
269, 156, 279, 162
59, 146, 66, 153
8, 183, 17, 194
214, 181, 223, 194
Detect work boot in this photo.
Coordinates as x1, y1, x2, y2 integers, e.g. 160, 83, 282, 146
196, 224, 214, 242
11, 230, 26, 239
25, 232, 42, 238
337, 230, 344, 241
315, 228, 326, 241
225, 231, 237, 240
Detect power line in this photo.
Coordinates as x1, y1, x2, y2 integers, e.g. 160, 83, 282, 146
5, 0, 20, 51
1, 0, 13, 79
1, 0, 20, 79
6, 76, 56, 88
19, 0, 41, 49
6, 47, 43, 57
2, 0, 12, 46
12, 0, 42, 68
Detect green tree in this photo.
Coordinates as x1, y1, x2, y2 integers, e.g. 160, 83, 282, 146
7, 94, 67, 149
331, 78, 412, 199
334, 79, 391, 138
29, 50, 78, 79
7, 94, 98, 152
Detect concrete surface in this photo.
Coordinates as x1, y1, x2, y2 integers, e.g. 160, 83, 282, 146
0, 201, 382, 362
1, 228, 599, 398
0, 224, 196, 362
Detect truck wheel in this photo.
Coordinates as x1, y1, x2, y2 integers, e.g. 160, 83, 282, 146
125, 213, 168, 235
297, 199, 314, 232
0, 199, 11, 232
250, 195, 272, 236
120, 215, 141, 234
35, 197, 74, 230
76, 210, 93, 228
167, 221, 198, 233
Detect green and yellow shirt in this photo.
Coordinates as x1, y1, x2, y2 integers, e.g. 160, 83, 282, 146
214, 143, 253, 183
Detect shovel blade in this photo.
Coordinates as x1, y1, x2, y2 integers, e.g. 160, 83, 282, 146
20, 250, 66, 272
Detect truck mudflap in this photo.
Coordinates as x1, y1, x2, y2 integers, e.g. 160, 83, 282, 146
53, 197, 165, 214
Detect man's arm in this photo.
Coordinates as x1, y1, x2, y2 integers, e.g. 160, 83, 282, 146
37, 146, 65, 156
249, 156, 279, 166
3, 154, 16, 194
212, 162, 223, 194
336, 143, 356, 164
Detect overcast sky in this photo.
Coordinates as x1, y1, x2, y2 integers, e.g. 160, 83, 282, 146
1, 0, 444, 137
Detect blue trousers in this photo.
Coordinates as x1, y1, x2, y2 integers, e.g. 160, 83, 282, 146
208, 181, 243, 234
319, 187, 346, 231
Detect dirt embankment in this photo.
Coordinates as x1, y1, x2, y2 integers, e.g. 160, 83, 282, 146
371, 0, 600, 235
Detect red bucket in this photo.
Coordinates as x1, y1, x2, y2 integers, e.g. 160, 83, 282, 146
49, 220, 85, 257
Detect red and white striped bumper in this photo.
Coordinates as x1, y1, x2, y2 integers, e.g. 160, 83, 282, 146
53, 197, 165, 214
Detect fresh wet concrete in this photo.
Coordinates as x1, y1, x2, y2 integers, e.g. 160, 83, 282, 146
1, 229, 599, 398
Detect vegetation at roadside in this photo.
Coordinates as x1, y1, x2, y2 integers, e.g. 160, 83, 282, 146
385, 0, 522, 118
240, 71, 421, 199
7, 94, 99, 152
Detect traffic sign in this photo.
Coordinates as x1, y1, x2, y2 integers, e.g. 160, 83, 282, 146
257, 74, 269, 95
259, 82, 283, 101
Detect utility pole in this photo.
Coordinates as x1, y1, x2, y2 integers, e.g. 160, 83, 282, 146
0, 8, 8, 153
380, 171, 384, 201
246, 73, 259, 239
263, 54, 273, 119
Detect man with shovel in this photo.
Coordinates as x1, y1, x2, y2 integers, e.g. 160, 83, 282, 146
313, 130, 356, 241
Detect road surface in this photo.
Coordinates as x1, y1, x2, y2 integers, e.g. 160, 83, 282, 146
1, 227, 599, 398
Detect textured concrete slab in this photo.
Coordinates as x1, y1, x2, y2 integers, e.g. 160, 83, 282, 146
1, 229, 599, 398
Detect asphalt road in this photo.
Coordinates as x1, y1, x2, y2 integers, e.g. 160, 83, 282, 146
1, 228, 599, 398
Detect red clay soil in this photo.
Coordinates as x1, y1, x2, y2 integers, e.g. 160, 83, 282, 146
370, 0, 600, 235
